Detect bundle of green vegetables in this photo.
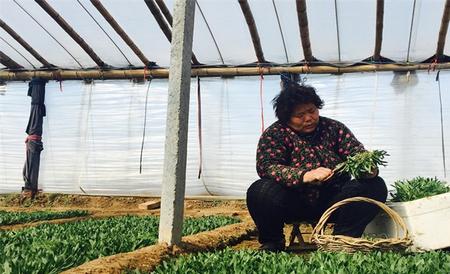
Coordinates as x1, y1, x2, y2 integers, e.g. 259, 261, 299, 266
390, 177, 450, 202
334, 150, 388, 179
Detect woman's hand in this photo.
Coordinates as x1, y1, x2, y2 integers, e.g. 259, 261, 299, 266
303, 167, 334, 185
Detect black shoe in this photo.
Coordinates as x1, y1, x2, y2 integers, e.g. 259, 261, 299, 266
259, 239, 285, 252
19, 189, 33, 205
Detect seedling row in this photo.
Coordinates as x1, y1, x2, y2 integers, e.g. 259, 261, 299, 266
0, 215, 239, 274
151, 248, 450, 274
0, 210, 89, 225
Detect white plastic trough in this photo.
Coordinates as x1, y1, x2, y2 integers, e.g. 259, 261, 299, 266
364, 192, 450, 251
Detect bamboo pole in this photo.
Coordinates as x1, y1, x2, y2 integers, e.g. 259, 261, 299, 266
2, 63, 450, 81
436, 0, 450, 57
90, 0, 151, 67
35, 0, 107, 68
144, 0, 200, 65
296, 0, 313, 62
373, 0, 384, 61
0, 19, 53, 68
0, 51, 24, 69
155, 0, 173, 25
144, 0, 172, 44
238, 0, 266, 63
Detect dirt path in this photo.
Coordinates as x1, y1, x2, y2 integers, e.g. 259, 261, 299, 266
0, 194, 249, 230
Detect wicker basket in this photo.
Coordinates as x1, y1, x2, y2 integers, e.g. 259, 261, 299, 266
311, 197, 412, 252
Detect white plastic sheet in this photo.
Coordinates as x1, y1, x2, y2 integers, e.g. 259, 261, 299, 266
0, 70, 449, 196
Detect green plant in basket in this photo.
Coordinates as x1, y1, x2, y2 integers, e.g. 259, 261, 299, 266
390, 177, 450, 202
334, 150, 388, 179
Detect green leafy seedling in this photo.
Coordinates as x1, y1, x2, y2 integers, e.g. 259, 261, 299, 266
334, 150, 388, 179
152, 247, 450, 274
390, 176, 450, 202
0, 210, 89, 225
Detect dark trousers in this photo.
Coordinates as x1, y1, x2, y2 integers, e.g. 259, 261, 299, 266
246, 177, 387, 244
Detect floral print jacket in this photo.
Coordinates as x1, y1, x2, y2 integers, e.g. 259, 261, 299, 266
256, 116, 365, 189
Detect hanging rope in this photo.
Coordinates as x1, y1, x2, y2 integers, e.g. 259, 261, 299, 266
51, 70, 63, 92
259, 67, 265, 133
435, 70, 447, 177
139, 77, 152, 174
196, 76, 203, 179
196, 76, 213, 195
78, 81, 94, 195
428, 58, 438, 73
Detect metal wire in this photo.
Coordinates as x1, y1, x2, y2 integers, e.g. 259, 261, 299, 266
272, 0, 289, 63
406, 0, 417, 63
436, 70, 447, 177
77, 0, 132, 66
139, 78, 152, 174
0, 36, 35, 68
334, 0, 341, 63
195, 0, 224, 65
12, 0, 83, 68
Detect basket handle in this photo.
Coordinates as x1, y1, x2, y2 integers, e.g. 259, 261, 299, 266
311, 196, 409, 240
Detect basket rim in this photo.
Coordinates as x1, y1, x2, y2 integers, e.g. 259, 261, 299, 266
311, 196, 411, 243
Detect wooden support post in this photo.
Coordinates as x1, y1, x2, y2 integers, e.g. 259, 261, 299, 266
238, 0, 266, 63
144, 0, 200, 65
35, 0, 107, 68
436, 0, 450, 58
90, 0, 151, 67
0, 19, 53, 68
158, 0, 195, 245
155, 0, 173, 25
373, 0, 384, 61
296, 0, 313, 62
0, 50, 24, 69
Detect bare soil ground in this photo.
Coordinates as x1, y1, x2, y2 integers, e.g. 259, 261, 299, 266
0, 193, 248, 229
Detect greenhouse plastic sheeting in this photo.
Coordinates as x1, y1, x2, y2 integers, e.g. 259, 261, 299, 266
0, 70, 449, 196
0, 0, 448, 69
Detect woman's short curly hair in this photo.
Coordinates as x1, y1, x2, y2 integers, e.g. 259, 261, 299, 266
272, 83, 324, 124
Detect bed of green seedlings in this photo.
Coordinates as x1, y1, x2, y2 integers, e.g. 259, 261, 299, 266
0, 210, 89, 225
151, 248, 450, 274
0, 215, 239, 274
390, 176, 450, 202
334, 150, 388, 179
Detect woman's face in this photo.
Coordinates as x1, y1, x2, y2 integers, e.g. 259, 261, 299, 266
288, 103, 319, 133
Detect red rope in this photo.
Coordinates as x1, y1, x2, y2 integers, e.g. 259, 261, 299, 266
25, 134, 42, 143
259, 67, 265, 133
428, 58, 438, 73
